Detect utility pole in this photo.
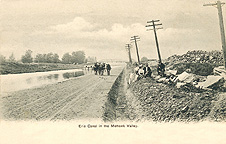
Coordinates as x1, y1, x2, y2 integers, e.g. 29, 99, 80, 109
125, 44, 132, 64
204, 1, 226, 69
130, 36, 141, 64
146, 20, 163, 63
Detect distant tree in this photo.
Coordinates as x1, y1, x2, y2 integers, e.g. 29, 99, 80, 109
71, 52, 76, 64
21, 50, 33, 63
141, 57, 148, 62
71, 51, 86, 64
0, 54, 6, 63
84, 58, 88, 63
46, 52, 54, 63
52, 53, 60, 63
42, 54, 47, 63
9, 53, 16, 62
35, 53, 60, 63
34, 53, 43, 63
61, 53, 72, 64
77, 51, 86, 64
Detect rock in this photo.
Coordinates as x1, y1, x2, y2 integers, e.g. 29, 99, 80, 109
177, 71, 195, 83
197, 75, 225, 89
181, 106, 189, 113
176, 82, 186, 88
154, 75, 161, 80
214, 66, 226, 79
165, 70, 177, 76
157, 77, 167, 83
129, 73, 224, 122
166, 50, 223, 66
173, 95, 181, 98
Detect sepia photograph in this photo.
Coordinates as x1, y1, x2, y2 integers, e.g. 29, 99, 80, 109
0, 0, 226, 143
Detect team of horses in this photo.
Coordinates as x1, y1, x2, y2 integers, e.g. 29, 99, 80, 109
93, 62, 111, 75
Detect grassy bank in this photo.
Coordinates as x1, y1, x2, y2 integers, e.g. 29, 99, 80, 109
0, 62, 86, 75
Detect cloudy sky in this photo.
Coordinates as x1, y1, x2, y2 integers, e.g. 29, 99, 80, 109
0, 0, 226, 61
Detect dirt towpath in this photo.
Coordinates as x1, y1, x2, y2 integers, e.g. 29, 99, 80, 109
0, 64, 125, 121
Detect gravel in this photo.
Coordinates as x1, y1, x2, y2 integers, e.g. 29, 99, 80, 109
129, 77, 225, 122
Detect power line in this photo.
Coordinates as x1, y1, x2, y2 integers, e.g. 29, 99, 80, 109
146, 20, 163, 63
204, 1, 226, 69
125, 44, 132, 64
130, 36, 141, 64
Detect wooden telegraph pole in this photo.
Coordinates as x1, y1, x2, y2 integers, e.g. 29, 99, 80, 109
130, 36, 141, 64
204, 1, 226, 69
125, 44, 132, 64
146, 20, 163, 63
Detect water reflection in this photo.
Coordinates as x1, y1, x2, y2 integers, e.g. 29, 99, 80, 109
1, 69, 84, 93
63, 71, 84, 79
54, 74, 59, 80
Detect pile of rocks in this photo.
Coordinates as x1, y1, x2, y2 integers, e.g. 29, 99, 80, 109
130, 78, 224, 122
155, 70, 226, 92
166, 50, 223, 66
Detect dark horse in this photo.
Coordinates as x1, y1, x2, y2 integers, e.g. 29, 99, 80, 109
93, 63, 99, 75
98, 63, 105, 75
106, 64, 111, 75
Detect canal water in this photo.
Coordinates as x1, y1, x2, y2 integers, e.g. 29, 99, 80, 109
0, 69, 84, 93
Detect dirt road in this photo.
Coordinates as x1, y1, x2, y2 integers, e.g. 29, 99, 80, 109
1, 64, 125, 121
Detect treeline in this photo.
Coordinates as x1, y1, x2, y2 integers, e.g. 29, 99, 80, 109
61, 51, 85, 64
34, 53, 61, 63
0, 50, 92, 64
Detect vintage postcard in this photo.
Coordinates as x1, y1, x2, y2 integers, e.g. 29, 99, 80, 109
0, 0, 226, 143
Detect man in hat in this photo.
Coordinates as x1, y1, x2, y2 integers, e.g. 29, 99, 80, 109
137, 64, 144, 80
143, 63, 152, 78
157, 61, 165, 76
106, 63, 111, 75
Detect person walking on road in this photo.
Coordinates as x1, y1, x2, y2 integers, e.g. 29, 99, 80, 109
90, 65, 93, 73
106, 64, 111, 75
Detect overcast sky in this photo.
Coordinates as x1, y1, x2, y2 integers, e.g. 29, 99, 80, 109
0, 0, 226, 61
